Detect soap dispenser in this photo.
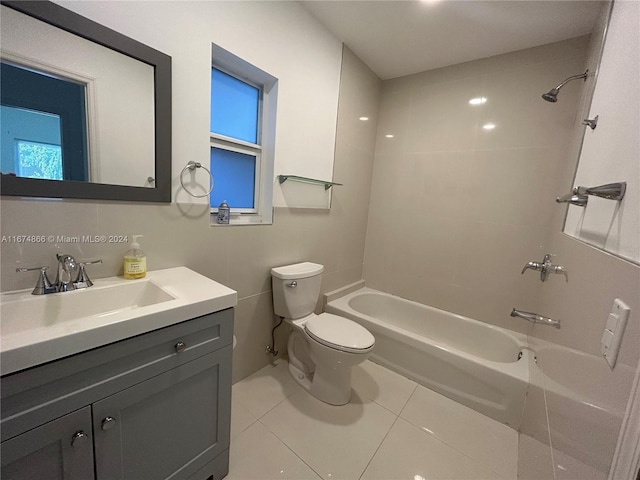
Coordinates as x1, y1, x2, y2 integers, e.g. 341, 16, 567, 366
124, 235, 146, 279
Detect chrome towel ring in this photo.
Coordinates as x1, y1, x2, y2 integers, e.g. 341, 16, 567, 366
180, 161, 214, 198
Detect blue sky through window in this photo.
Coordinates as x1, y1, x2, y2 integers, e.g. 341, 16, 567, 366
210, 68, 259, 144
210, 147, 256, 209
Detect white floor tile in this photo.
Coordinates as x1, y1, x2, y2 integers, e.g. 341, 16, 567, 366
553, 448, 608, 480
230, 398, 257, 440
230, 360, 520, 480
260, 388, 397, 479
361, 418, 505, 480
351, 360, 418, 414
232, 360, 299, 419
517, 434, 555, 480
400, 384, 518, 479
227, 421, 322, 480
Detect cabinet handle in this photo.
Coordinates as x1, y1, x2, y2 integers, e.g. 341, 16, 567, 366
175, 341, 187, 353
71, 431, 89, 447
101, 416, 116, 431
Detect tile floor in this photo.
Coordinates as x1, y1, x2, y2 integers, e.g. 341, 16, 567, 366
228, 359, 518, 480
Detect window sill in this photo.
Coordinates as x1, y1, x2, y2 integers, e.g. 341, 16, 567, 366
209, 212, 272, 226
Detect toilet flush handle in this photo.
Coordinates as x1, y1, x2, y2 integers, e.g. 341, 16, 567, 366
286, 281, 297, 288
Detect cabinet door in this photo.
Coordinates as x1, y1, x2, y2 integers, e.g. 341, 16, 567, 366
93, 347, 231, 480
1, 407, 94, 480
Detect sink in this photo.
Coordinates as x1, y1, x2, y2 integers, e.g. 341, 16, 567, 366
1, 280, 175, 336
0, 267, 237, 376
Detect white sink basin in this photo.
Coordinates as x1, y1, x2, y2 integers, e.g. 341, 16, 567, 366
1, 280, 175, 336
1, 267, 237, 375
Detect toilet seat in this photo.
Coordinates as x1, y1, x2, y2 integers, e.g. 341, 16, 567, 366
304, 313, 375, 354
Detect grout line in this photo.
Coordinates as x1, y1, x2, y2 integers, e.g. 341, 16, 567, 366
542, 386, 558, 480
358, 415, 401, 480
256, 418, 324, 480
398, 387, 518, 479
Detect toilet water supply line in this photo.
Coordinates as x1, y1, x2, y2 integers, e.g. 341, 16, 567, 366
266, 316, 284, 356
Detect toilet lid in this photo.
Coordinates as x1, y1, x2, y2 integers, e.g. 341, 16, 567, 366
304, 313, 375, 353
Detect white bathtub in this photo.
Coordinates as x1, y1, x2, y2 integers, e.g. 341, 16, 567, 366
325, 287, 529, 429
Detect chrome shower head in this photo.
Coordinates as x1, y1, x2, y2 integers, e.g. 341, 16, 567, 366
541, 70, 588, 103
541, 89, 559, 103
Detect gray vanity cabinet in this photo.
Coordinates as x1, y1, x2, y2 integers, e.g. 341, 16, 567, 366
93, 350, 229, 479
1, 309, 233, 480
1, 407, 95, 480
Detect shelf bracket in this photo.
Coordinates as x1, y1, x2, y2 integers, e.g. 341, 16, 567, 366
278, 175, 342, 190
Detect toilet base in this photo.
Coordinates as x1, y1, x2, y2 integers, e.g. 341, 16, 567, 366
288, 360, 352, 406
287, 330, 353, 406
309, 363, 352, 405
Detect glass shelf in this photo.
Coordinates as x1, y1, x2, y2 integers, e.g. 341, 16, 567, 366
277, 175, 342, 190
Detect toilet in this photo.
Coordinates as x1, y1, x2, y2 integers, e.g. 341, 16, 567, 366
271, 262, 375, 405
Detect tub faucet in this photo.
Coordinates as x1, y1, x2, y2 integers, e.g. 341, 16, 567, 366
511, 308, 560, 328
56, 254, 77, 292
521, 254, 568, 282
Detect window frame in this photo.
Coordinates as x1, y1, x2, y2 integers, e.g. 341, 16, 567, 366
209, 132, 261, 214
209, 43, 277, 226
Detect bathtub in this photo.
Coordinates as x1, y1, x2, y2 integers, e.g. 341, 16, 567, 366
325, 287, 529, 429
528, 340, 635, 473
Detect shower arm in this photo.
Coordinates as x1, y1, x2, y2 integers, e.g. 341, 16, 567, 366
552, 70, 589, 91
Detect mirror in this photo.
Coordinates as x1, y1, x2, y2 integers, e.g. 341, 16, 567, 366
0, 0, 171, 202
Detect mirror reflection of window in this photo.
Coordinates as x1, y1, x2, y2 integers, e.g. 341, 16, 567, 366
16, 139, 63, 180
0, 61, 88, 181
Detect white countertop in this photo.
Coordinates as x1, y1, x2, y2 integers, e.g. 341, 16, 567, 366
0, 267, 237, 376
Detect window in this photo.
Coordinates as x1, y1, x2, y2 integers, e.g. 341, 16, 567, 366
210, 44, 277, 225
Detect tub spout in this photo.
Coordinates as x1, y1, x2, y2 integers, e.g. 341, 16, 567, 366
511, 308, 560, 328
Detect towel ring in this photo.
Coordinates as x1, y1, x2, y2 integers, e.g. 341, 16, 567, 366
180, 161, 214, 198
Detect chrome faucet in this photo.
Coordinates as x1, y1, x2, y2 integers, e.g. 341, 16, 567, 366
16, 254, 102, 295
521, 254, 568, 282
15, 266, 57, 295
511, 308, 561, 328
55, 254, 77, 292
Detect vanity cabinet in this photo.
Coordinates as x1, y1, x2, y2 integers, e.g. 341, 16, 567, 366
1, 407, 94, 480
1, 309, 233, 480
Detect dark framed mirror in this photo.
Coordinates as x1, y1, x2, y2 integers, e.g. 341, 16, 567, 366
0, 0, 171, 202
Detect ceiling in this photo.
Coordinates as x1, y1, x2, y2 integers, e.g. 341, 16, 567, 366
301, 0, 605, 80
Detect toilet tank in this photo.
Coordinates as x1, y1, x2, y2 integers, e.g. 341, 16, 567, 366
271, 262, 324, 319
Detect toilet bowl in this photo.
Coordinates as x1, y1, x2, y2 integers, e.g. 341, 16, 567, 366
271, 262, 375, 405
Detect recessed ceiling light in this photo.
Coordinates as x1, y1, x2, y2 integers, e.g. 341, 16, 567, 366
385, 134, 395, 138
359, 116, 369, 121
482, 123, 496, 130
469, 97, 487, 105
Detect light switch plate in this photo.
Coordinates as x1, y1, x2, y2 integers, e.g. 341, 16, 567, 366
602, 298, 631, 368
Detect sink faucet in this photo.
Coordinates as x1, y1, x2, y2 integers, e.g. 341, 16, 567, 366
55, 254, 77, 292
17, 254, 102, 295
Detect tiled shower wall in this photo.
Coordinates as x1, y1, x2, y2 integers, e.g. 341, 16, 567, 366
364, 36, 590, 335
364, 16, 639, 480
0, 46, 381, 383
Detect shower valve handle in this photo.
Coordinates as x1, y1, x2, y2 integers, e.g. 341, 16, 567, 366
521, 254, 567, 282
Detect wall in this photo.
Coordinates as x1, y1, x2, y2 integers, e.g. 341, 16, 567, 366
366, 12, 639, 479
53, 0, 342, 207
519, 2, 640, 478
364, 36, 590, 335
0, 3, 381, 383
563, 0, 640, 264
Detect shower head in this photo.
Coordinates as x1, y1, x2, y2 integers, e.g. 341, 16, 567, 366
541, 89, 559, 102
541, 70, 588, 103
